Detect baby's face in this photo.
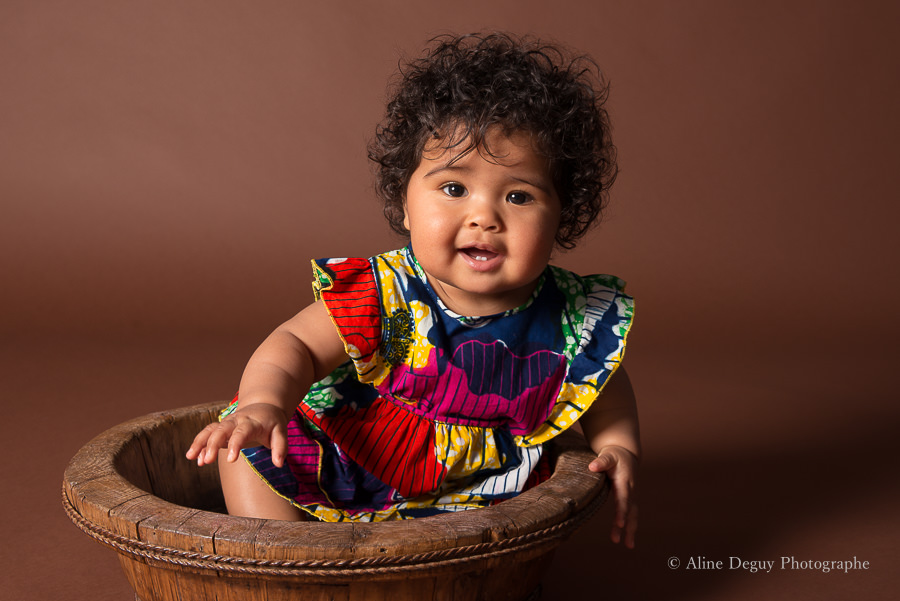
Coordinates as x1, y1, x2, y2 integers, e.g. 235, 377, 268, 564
403, 128, 561, 317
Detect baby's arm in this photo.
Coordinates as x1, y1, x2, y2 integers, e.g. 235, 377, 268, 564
186, 300, 347, 467
578, 367, 641, 549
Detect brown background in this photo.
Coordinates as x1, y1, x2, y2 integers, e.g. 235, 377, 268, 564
2, 1, 898, 599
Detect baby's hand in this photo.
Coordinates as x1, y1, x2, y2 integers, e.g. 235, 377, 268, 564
186, 403, 290, 468
589, 445, 639, 549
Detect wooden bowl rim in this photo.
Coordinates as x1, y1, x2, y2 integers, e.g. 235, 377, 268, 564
63, 401, 606, 563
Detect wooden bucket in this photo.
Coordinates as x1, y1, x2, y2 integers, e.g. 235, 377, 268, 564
62, 402, 608, 601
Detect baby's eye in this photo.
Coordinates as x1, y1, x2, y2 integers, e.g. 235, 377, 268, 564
506, 191, 533, 205
441, 183, 467, 198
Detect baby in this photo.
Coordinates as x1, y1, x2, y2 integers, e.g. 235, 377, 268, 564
188, 32, 640, 548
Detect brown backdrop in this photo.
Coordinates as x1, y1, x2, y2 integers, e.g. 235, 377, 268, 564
2, 1, 898, 599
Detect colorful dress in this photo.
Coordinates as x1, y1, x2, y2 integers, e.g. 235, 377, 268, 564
224, 246, 634, 522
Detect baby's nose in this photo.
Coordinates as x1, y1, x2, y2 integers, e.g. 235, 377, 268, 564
467, 199, 502, 231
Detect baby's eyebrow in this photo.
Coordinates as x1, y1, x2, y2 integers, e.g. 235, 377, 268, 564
510, 175, 554, 195
423, 163, 470, 178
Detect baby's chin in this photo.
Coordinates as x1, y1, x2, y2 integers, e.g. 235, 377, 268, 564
432, 278, 541, 317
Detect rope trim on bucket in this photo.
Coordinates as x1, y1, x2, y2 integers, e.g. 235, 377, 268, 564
62, 484, 607, 579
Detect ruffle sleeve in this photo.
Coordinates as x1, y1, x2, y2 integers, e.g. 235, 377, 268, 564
516, 267, 635, 446
311, 256, 387, 382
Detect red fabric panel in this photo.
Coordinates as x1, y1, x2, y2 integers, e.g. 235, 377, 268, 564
306, 398, 446, 499
318, 258, 381, 363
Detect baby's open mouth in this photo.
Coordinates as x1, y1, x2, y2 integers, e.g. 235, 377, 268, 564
461, 247, 499, 262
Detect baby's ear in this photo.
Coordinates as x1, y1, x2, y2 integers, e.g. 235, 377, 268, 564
401, 201, 411, 231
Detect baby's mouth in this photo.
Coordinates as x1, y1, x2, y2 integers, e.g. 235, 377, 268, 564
459, 245, 502, 270
462, 248, 499, 262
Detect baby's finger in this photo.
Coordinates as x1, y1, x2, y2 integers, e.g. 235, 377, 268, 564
623, 503, 639, 549
190, 423, 228, 465
224, 422, 255, 463
589, 453, 614, 473
611, 504, 638, 547
202, 422, 236, 465
605, 465, 630, 521
269, 423, 288, 468
186, 425, 214, 460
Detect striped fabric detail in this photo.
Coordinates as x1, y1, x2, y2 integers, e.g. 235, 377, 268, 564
242, 446, 301, 499
283, 413, 326, 503
426, 443, 544, 505
313, 258, 381, 364
301, 398, 446, 499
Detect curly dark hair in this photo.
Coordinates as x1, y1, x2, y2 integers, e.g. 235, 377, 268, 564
368, 32, 617, 249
